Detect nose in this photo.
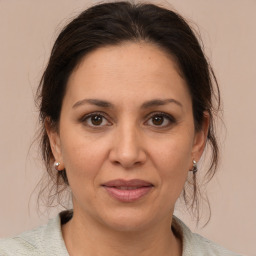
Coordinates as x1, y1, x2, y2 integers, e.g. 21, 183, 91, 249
109, 123, 147, 169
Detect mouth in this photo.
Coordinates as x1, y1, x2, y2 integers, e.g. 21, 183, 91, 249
102, 179, 154, 202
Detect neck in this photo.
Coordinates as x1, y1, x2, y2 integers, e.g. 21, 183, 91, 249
62, 211, 182, 256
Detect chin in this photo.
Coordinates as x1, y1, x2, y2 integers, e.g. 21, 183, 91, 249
98, 209, 157, 233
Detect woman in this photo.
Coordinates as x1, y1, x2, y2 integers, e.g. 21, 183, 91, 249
0, 1, 241, 255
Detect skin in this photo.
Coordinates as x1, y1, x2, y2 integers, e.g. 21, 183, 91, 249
46, 42, 209, 256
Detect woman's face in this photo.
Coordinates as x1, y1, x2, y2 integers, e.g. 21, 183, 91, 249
48, 42, 208, 231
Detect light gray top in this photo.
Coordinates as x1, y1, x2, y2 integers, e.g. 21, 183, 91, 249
0, 212, 242, 256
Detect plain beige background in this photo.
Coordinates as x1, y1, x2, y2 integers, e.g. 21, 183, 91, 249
0, 0, 255, 255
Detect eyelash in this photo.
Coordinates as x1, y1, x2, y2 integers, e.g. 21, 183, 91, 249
80, 111, 176, 129
145, 112, 176, 128
80, 112, 111, 128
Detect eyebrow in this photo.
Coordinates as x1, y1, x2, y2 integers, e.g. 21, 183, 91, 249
141, 99, 183, 109
72, 99, 113, 109
72, 98, 183, 109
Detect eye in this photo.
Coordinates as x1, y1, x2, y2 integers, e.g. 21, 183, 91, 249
145, 112, 175, 128
81, 112, 111, 127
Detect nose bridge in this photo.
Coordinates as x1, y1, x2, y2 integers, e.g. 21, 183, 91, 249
110, 118, 146, 168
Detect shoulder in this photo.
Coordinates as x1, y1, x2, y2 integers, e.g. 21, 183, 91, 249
0, 225, 45, 256
0, 213, 69, 256
185, 232, 242, 256
173, 216, 243, 256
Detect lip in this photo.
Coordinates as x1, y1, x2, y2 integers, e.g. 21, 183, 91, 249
102, 179, 154, 202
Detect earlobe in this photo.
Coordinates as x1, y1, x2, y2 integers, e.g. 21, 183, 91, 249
44, 118, 63, 165
192, 111, 210, 161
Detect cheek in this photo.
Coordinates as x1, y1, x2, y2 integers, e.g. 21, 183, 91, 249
149, 133, 194, 196
152, 132, 193, 170
60, 136, 110, 212
60, 134, 109, 185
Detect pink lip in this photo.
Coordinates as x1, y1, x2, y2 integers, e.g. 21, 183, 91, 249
102, 179, 153, 202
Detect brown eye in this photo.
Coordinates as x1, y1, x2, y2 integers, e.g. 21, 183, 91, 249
145, 113, 176, 128
152, 116, 164, 125
81, 112, 111, 127
91, 115, 103, 126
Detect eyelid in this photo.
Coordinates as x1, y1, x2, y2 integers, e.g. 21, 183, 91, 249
79, 111, 176, 128
144, 111, 176, 127
80, 111, 112, 126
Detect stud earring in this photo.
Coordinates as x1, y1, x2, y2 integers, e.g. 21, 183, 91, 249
54, 162, 60, 171
191, 160, 198, 174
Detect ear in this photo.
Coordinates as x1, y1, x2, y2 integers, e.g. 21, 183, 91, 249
45, 118, 64, 170
191, 111, 210, 162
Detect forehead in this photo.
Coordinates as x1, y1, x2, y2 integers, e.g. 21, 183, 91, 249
64, 42, 191, 108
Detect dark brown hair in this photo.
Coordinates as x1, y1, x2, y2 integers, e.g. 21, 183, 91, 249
36, 1, 220, 220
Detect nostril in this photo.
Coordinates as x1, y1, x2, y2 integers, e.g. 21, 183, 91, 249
113, 160, 121, 166
111, 158, 144, 169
